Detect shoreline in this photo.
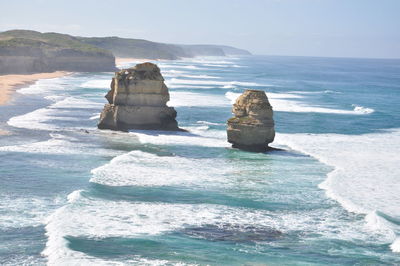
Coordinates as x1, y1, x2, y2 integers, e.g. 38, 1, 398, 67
0, 71, 70, 106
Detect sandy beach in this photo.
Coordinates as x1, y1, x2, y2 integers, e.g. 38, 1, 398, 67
0, 71, 69, 106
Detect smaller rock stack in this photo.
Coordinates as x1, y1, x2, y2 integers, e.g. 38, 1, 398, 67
227, 90, 275, 152
98, 62, 180, 131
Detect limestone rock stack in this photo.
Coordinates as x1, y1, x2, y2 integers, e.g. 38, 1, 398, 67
98, 62, 180, 131
227, 90, 275, 152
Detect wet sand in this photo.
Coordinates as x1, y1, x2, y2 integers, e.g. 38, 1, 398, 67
0, 71, 69, 106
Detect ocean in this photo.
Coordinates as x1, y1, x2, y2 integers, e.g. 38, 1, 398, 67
0, 55, 399, 265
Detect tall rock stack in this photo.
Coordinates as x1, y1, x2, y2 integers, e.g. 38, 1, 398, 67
227, 90, 275, 152
98, 62, 180, 131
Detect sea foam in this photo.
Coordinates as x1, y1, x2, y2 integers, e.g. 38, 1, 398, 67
43, 189, 278, 265
166, 78, 264, 87
163, 73, 220, 79
225, 91, 375, 115
169, 91, 230, 107
276, 129, 400, 252
43, 186, 392, 264
129, 128, 228, 148
0, 195, 64, 228
90, 150, 234, 188
352, 104, 375, 114
80, 79, 110, 89
0, 133, 121, 156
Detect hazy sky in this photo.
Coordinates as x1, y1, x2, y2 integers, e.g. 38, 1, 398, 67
1, 0, 399, 58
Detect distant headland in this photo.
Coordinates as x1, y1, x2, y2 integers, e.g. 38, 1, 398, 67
0, 30, 251, 74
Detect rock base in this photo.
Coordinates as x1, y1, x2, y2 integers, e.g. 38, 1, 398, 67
98, 104, 179, 131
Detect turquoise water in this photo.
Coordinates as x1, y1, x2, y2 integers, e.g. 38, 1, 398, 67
0, 56, 400, 265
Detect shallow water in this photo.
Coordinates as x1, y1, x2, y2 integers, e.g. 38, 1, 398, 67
0, 55, 400, 265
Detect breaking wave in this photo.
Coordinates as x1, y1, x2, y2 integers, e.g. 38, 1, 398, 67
276, 129, 400, 252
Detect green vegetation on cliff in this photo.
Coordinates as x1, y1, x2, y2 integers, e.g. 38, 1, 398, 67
0, 29, 252, 74
0, 30, 116, 74
78, 37, 186, 60
0, 30, 111, 55
79, 36, 251, 59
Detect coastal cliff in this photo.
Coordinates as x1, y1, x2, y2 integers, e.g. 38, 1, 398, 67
177, 44, 251, 57
78, 37, 187, 60
227, 90, 275, 152
0, 30, 252, 74
79, 37, 251, 59
98, 62, 180, 131
0, 30, 116, 74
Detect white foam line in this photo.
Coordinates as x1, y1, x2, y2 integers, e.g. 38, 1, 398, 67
169, 91, 230, 107
196, 120, 224, 126
163, 73, 220, 79
288, 90, 341, 94
177, 58, 235, 65
167, 84, 216, 89
0, 133, 122, 156
8, 107, 58, 131
201, 63, 231, 67
0, 195, 64, 229
166, 78, 264, 87
80, 79, 110, 89
89, 113, 100, 120
43, 189, 278, 265
158, 64, 200, 70
90, 150, 230, 187
225, 92, 374, 115
352, 104, 375, 114
275, 129, 400, 252
129, 127, 228, 148
44, 185, 394, 264
50, 97, 103, 109
7, 95, 102, 131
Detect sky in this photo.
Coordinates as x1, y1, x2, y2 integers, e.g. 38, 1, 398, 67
1, 0, 399, 59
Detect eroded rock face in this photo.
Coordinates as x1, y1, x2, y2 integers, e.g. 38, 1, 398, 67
227, 90, 275, 152
98, 62, 180, 131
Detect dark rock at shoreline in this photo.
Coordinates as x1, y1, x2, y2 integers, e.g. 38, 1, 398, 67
227, 90, 275, 152
98, 62, 181, 131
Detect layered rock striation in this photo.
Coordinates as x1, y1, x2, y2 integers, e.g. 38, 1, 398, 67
227, 90, 275, 152
98, 62, 180, 131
